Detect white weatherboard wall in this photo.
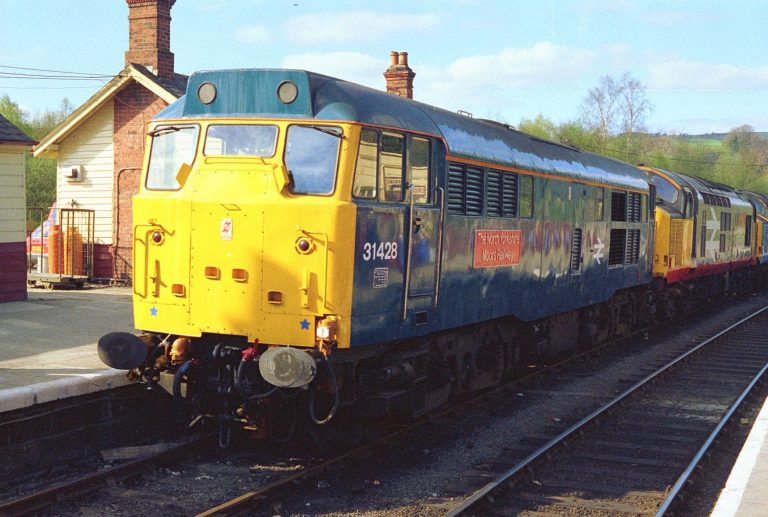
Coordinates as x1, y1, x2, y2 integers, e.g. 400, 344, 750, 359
0, 148, 26, 244
57, 100, 115, 244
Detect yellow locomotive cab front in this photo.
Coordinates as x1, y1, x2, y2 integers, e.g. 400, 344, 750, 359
132, 120, 358, 350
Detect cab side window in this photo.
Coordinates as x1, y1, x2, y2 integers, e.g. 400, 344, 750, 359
410, 137, 430, 204
353, 128, 378, 199
379, 132, 405, 202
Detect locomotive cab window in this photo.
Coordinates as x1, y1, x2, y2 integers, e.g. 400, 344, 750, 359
285, 124, 342, 195
204, 124, 277, 157
649, 174, 679, 205
146, 124, 200, 190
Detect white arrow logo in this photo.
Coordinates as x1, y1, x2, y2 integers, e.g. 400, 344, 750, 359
593, 237, 605, 264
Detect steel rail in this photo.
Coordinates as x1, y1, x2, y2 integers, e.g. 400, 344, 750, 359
193, 317, 661, 515
196, 298, 764, 516
0, 434, 214, 516
445, 304, 768, 516
655, 358, 768, 515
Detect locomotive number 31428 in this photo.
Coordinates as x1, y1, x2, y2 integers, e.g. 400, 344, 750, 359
362, 241, 398, 261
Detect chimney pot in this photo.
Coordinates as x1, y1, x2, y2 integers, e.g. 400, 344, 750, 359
384, 51, 415, 99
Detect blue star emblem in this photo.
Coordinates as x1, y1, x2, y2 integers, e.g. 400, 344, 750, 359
150, 307, 158, 317
300, 318, 310, 330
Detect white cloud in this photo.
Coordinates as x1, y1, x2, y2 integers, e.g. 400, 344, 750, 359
444, 42, 597, 88
284, 11, 439, 44
648, 60, 768, 91
281, 52, 387, 88
235, 25, 270, 44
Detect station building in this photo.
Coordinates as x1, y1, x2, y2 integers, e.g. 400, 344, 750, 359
0, 115, 35, 302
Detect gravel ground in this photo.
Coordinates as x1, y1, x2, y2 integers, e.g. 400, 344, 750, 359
33, 293, 768, 516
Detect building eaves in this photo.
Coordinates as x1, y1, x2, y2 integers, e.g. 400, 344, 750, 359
0, 114, 36, 145
33, 64, 188, 159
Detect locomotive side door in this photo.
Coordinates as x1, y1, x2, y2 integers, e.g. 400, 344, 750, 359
402, 136, 441, 322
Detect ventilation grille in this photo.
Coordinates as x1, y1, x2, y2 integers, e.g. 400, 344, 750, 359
447, 162, 484, 216
466, 166, 483, 215
609, 229, 626, 266
486, 170, 502, 217
626, 229, 641, 264
447, 163, 466, 213
669, 219, 684, 267
627, 192, 642, 222
570, 229, 582, 271
486, 169, 518, 218
611, 191, 627, 221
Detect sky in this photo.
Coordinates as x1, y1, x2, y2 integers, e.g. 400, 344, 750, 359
1, 0, 767, 135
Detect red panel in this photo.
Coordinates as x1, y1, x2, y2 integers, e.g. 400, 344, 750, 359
666, 258, 754, 284
0, 241, 26, 302
473, 230, 522, 268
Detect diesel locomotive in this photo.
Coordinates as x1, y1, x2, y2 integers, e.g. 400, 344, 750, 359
98, 69, 765, 442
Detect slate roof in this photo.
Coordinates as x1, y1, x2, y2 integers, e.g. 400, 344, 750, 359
0, 113, 35, 145
131, 63, 188, 98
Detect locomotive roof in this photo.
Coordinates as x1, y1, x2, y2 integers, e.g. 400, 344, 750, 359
646, 167, 751, 208
155, 69, 649, 191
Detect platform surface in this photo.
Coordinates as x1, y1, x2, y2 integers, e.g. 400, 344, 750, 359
0, 286, 136, 412
711, 393, 768, 517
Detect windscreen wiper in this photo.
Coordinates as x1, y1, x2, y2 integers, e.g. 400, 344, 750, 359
148, 125, 195, 137
307, 125, 343, 138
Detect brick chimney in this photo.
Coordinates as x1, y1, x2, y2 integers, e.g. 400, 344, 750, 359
125, 0, 176, 79
384, 51, 415, 99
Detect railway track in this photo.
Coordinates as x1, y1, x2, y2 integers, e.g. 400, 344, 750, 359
446, 305, 768, 516
188, 299, 768, 516
0, 434, 214, 516
3, 296, 765, 516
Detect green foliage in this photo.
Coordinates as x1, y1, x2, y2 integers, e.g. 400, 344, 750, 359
517, 113, 768, 195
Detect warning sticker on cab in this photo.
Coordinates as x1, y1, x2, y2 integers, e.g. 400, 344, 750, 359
220, 218, 233, 240
473, 230, 521, 268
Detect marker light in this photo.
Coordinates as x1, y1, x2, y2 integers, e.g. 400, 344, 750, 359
296, 238, 314, 254
315, 317, 338, 342
151, 231, 163, 244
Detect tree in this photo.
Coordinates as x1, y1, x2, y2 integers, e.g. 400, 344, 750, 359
580, 75, 620, 140
723, 125, 768, 189
580, 73, 653, 141
619, 73, 652, 138
0, 94, 32, 136
518, 114, 557, 140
